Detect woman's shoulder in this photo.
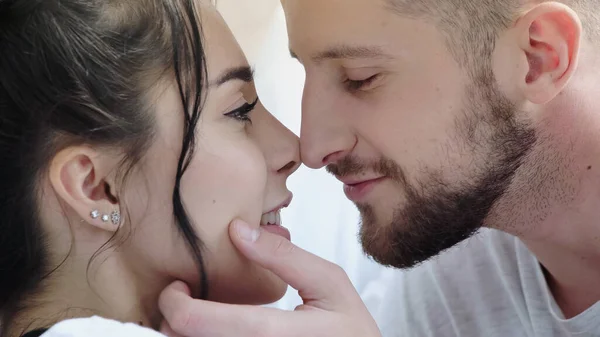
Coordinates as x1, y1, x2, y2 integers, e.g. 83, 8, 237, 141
40, 316, 166, 337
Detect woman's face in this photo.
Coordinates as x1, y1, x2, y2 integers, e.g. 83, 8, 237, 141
123, 4, 300, 304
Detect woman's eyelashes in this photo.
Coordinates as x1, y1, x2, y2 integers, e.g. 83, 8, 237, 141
224, 97, 259, 124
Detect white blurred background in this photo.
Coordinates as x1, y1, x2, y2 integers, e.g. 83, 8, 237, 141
216, 0, 392, 310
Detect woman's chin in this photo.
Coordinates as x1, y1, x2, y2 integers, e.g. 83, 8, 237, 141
238, 273, 288, 305
256, 276, 288, 304
208, 271, 288, 305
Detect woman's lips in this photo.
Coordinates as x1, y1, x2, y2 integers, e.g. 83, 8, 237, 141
261, 223, 291, 241
264, 193, 293, 214
260, 193, 293, 241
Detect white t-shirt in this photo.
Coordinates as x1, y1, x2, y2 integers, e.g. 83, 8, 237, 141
373, 228, 600, 337
39, 316, 164, 337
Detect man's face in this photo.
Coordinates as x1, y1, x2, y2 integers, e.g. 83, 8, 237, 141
283, 0, 549, 268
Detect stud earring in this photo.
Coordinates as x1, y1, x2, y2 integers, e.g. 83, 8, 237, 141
110, 210, 121, 226
90, 210, 100, 219
101, 214, 110, 222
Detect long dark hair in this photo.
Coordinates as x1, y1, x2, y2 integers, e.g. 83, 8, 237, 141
0, 0, 209, 329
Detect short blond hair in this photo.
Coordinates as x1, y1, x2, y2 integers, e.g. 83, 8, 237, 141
387, 0, 598, 71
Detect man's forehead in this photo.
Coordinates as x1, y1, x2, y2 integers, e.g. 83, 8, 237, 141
282, 0, 387, 20
283, 0, 397, 61
290, 44, 393, 63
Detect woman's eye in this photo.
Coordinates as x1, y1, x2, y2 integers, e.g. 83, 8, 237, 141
345, 74, 381, 92
224, 97, 259, 124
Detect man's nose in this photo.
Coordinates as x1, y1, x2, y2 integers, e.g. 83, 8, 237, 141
299, 88, 355, 169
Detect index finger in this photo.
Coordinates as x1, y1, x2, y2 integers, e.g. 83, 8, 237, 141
229, 220, 356, 310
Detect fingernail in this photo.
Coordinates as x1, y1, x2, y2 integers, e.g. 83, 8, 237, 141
234, 220, 260, 242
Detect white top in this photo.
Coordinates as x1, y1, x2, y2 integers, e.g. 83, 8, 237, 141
372, 229, 600, 337
40, 316, 164, 337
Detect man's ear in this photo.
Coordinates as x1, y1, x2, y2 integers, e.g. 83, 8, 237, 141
49, 147, 121, 232
515, 2, 582, 104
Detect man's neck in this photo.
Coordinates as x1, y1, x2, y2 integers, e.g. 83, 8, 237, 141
524, 235, 600, 318
513, 42, 600, 319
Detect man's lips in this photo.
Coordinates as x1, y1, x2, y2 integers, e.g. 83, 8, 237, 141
339, 176, 387, 202
336, 176, 385, 186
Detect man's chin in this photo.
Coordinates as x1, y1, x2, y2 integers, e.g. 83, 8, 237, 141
357, 209, 480, 269
360, 227, 443, 269
356, 208, 416, 269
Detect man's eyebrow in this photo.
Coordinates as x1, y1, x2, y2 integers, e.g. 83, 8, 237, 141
289, 45, 391, 62
214, 66, 254, 86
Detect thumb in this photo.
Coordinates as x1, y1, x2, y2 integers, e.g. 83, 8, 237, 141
158, 281, 193, 331
163, 280, 192, 296
159, 281, 191, 307
160, 320, 185, 337
229, 219, 354, 310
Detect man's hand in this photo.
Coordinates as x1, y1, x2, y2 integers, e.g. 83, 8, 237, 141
159, 219, 382, 337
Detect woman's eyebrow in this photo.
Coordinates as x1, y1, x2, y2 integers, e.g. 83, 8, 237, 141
214, 66, 254, 86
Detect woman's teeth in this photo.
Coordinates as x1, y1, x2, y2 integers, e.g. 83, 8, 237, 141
260, 209, 281, 226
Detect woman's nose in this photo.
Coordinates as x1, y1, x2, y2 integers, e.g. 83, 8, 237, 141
252, 106, 301, 177
271, 122, 300, 177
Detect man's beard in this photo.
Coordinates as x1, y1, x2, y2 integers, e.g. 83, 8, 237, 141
327, 77, 537, 269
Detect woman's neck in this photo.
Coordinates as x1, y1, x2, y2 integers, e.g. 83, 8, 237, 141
6, 253, 165, 336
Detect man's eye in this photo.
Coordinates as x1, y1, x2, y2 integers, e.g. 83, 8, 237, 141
345, 74, 381, 92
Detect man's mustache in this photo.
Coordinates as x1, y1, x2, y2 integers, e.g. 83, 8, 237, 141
326, 156, 404, 181
326, 156, 369, 177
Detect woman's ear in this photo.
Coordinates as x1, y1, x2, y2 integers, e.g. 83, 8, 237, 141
514, 2, 582, 104
49, 146, 122, 232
